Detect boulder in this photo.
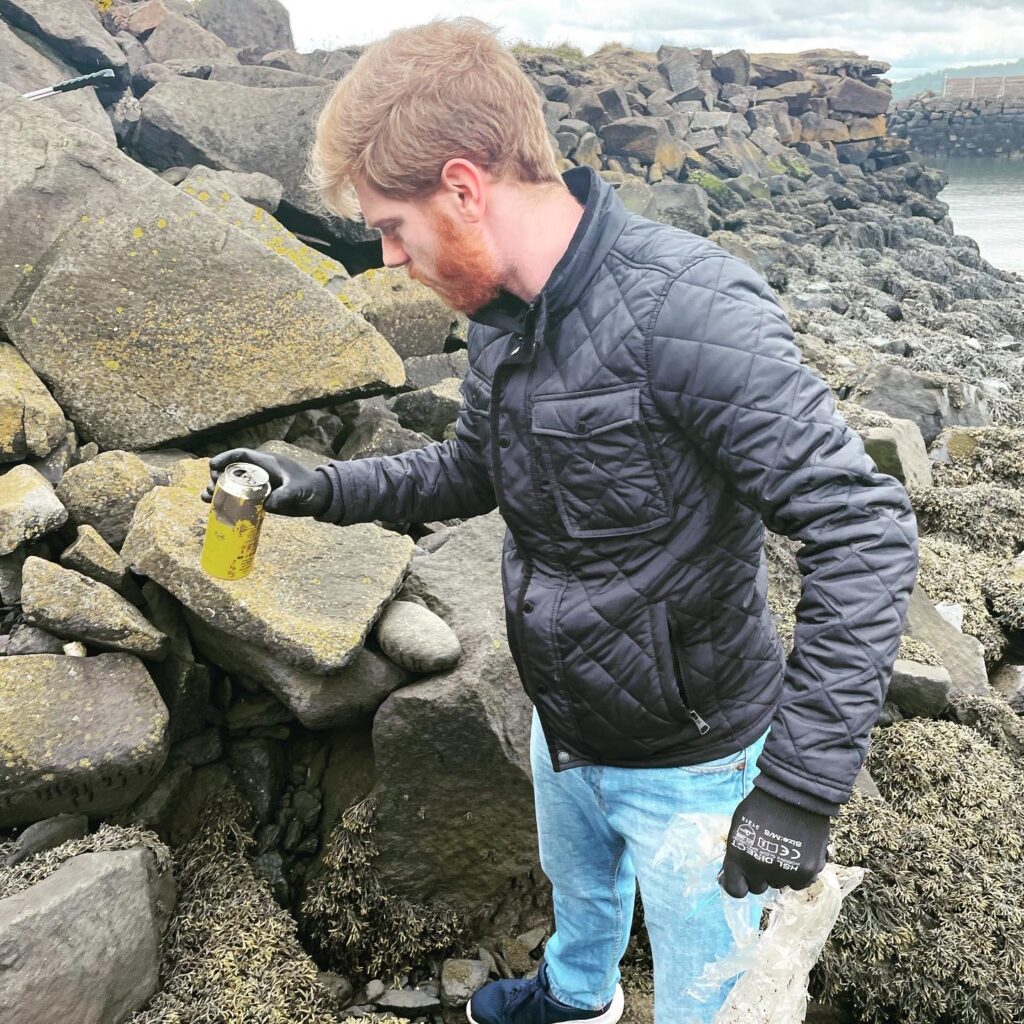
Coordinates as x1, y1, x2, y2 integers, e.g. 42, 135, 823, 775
827, 78, 891, 116
121, 483, 415, 674
600, 116, 672, 166
0, 848, 171, 1023
336, 418, 433, 461
3, 812, 88, 867
367, 511, 537, 915
179, 163, 284, 213
0, 18, 115, 144
0, 653, 168, 826
109, 0, 173, 39
713, 49, 751, 86
0, 464, 67, 556
192, 0, 294, 51
886, 659, 952, 718
851, 364, 990, 445
648, 180, 712, 235
207, 63, 329, 88
21, 556, 168, 658
902, 582, 989, 696
374, 599, 462, 673
402, 351, 470, 392
143, 11, 238, 64
0, 86, 403, 451
60, 524, 144, 603
6, 624, 65, 655
55, 451, 156, 550
186, 611, 411, 729
860, 417, 932, 489
133, 76, 380, 242
341, 267, 465, 359
0, 0, 129, 86
441, 959, 491, 1007
390, 378, 463, 440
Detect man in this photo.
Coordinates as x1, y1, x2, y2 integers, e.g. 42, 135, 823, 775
203, 17, 919, 1024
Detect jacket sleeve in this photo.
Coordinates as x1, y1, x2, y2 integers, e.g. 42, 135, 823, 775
650, 253, 919, 816
313, 373, 497, 526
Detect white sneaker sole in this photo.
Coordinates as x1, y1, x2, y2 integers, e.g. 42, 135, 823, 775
465, 981, 624, 1024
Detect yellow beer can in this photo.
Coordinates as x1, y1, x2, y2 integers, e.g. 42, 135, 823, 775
200, 462, 272, 580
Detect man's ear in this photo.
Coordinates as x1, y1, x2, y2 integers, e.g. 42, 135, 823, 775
438, 158, 488, 224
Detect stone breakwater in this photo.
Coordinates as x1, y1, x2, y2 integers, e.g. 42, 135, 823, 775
888, 93, 1024, 159
1, 2, 1024, 1023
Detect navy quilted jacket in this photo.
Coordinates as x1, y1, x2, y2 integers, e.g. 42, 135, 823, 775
316, 165, 919, 816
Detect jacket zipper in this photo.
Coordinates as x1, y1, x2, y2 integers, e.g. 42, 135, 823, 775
667, 613, 711, 735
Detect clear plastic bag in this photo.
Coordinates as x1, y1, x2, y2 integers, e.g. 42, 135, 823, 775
653, 812, 865, 1024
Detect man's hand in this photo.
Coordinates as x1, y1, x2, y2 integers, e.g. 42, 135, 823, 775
719, 788, 830, 897
201, 447, 331, 518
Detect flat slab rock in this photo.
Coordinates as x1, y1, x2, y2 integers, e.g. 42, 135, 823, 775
0, 653, 168, 827
121, 483, 415, 674
0, 463, 67, 556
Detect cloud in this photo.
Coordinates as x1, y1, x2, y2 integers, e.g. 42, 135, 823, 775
281, 0, 1024, 81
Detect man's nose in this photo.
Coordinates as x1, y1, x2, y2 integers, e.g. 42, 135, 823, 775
381, 237, 410, 269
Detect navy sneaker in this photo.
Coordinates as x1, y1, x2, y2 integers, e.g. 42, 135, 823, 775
466, 959, 624, 1024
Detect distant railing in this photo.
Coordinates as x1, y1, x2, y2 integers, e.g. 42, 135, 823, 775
942, 74, 1024, 99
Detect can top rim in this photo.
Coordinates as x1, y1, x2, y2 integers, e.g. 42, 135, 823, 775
220, 462, 271, 494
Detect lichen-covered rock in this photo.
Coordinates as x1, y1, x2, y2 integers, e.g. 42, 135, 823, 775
121, 484, 414, 674
374, 600, 462, 673
186, 611, 411, 729
60, 524, 143, 602
342, 267, 466, 359
0, 86, 403, 450
21, 556, 168, 658
55, 450, 156, 550
0, 344, 63, 463
390, 378, 463, 440
179, 163, 284, 213
0, 464, 67, 556
0, 848, 168, 1023
0, 653, 168, 826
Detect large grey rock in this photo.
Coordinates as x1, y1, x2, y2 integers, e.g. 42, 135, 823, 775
6, 624, 65, 655
179, 163, 283, 213
0, 86, 403, 450
133, 77, 376, 241
143, 11, 238, 64
207, 63, 329, 88
648, 180, 712, 235
60, 524, 143, 603
335, 418, 433, 461
342, 267, 465, 359
0, 0, 129, 85
902, 582, 989, 696
121, 482, 414, 674
375, 599, 462, 673
402, 351, 470, 391
0, 464, 67, 556
827, 77, 891, 116
0, 653, 168, 826
21, 556, 168, 658
186, 612, 411, 729
600, 116, 675, 166
192, 0, 293, 51
860, 416, 932, 489
886, 659, 952, 718
0, 848, 171, 1023
3, 812, 88, 867
852, 364, 990, 445
390, 378, 463, 440
368, 511, 536, 915
56, 451, 156, 550
0, 18, 115, 144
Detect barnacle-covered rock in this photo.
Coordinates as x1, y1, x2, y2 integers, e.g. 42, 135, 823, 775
929, 424, 1024, 488
909, 482, 1024, 557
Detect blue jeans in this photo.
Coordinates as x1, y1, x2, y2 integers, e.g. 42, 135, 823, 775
530, 705, 770, 1024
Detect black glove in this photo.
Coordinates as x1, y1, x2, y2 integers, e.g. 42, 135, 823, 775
201, 447, 331, 518
719, 788, 830, 897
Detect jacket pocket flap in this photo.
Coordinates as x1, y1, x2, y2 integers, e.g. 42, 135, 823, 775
531, 387, 641, 439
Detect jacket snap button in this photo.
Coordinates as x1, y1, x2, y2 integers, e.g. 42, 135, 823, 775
557, 750, 571, 764
498, 435, 511, 448
523, 600, 534, 613
575, 420, 588, 434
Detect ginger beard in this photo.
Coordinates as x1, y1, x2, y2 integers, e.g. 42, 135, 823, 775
409, 205, 506, 315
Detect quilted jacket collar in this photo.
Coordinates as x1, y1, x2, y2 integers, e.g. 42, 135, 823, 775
468, 166, 628, 338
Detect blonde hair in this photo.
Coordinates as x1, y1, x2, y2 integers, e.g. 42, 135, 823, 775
307, 17, 563, 221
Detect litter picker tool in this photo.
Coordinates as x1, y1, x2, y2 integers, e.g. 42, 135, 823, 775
21, 68, 115, 102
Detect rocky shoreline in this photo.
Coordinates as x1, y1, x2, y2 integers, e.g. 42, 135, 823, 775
1, 2, 1024, 1023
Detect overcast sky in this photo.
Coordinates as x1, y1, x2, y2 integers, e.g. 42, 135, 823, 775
281, 0, 1024, 81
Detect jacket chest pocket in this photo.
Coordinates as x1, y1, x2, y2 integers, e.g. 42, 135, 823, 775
530, 386, 671, 538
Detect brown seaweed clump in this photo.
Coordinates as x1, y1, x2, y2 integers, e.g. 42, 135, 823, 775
909, 482, 1024, 557
812, 707, 1024, 1024
300, 794, 473, 984
127, 788, 402, 1024
930, 425, 1024, 488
